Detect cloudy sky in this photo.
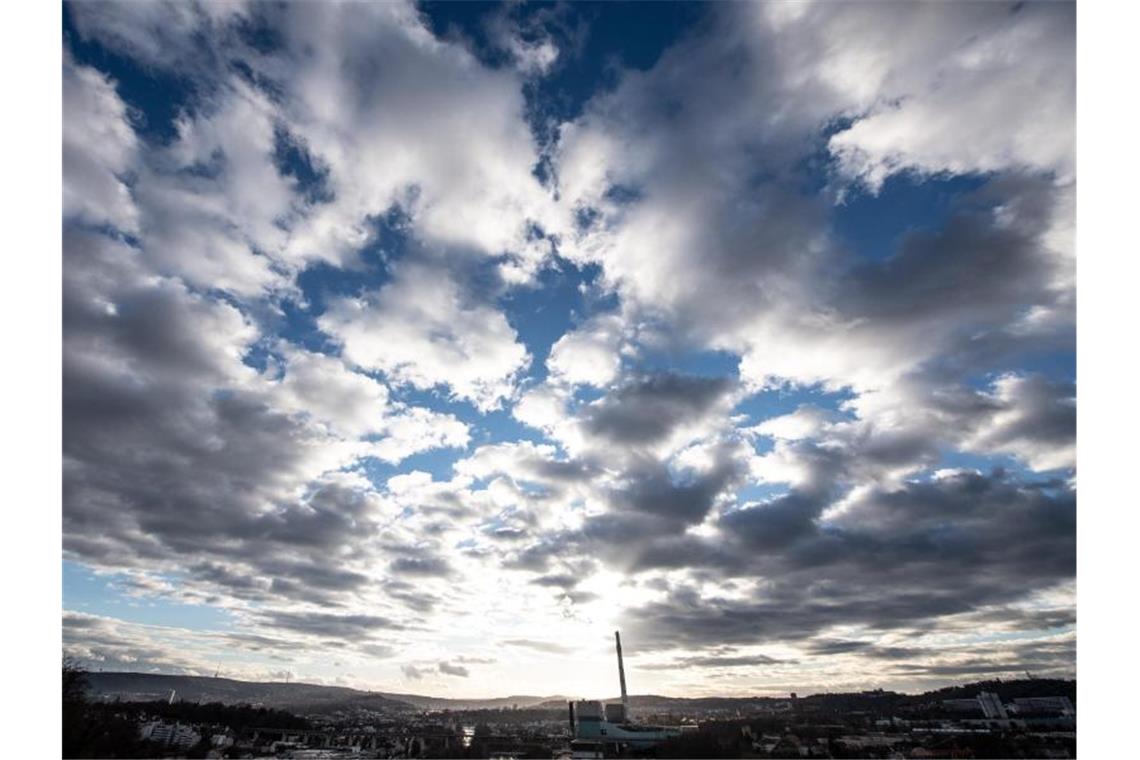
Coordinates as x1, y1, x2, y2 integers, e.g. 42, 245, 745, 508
62, 0, 1075, 698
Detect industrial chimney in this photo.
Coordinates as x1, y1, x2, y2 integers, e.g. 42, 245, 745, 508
615, 631, 629, 718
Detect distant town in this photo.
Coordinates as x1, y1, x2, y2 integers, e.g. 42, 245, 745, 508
64, 636, 1076, 759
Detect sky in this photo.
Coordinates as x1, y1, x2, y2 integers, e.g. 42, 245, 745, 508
61, 0, 1075, 699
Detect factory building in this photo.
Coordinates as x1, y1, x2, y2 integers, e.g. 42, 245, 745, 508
567, 632, 682, 756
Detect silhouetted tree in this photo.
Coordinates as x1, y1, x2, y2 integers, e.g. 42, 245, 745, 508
62, 658, 89, 758
62, 659, 154, 758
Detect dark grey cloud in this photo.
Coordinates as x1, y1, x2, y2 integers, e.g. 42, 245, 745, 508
968, 607, 1075, 632
438, 661, 470, 677
642, 653, 788, 671
389, 555, 454, 578
842, 177, 1060, 326
359, 643, 397, 659
62, 221, 461, 625
889, 641, 1076, 679
625, 470, 1074, 652
495, 436, 750, 578
530, 573, 579, 589
721, 491, 828, 552
502, 541, 564, 573
256, 610, 403, 639
607, 451, 743, 524
382, 580, 441, 615
581, 373, 733, 446
806, 640, 923, 661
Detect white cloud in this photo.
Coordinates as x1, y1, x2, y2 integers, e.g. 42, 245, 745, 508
826, 3, 1075, 190
267, 1, 568, 276
749, 406, 837, 442
320, 262, 530, 411
68, 0, 249, 73
268, 347, 473, 464
368, 406, 470, 464
62, 55, 139, 232
513, 383, 570, 434
488, 15, 560, 77
267, 348, 390, 437
546, 314, 625, 387
129, 79, 296, 297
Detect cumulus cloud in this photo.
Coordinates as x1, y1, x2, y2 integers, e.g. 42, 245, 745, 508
966, 374, 1076, 471
748, 406, 838, 442
555, 1, 1073, 404
62, 0, 1075, 693
62, 54, 139, 231
546, 314, 626, 387
320, 261, 529, 411
269, 1, 567, 275
825, 3, 1075, 190
68, 0, 248, 74
580, 374, 734, 449
627, 470, 1074, 650
130, 79, 295, 296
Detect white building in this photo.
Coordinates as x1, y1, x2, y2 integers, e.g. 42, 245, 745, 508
139, 720, 201, 749
977, 691, 1009, 720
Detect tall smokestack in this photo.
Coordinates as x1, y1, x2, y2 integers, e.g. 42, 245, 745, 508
615, 631, 629, 714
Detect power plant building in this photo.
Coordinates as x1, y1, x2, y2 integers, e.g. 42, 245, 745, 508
567, 632, 682, 756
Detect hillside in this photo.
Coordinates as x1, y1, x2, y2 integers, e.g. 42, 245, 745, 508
85, 672, 415, 715
84, 671, 1076, 717
84, 672, 566, 713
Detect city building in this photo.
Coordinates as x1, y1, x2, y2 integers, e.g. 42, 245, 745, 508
942, 698, 983, 713
1012, 696, 1075, 716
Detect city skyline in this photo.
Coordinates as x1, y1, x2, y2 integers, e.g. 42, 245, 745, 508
62, 1, 1075, 700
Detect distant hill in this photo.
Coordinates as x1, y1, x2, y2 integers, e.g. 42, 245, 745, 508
84, 672, 568, 714
84, 672, 1075, 716
379, 690, 572, 711
84, 672, 415, 715
914, 678, 1076, 705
